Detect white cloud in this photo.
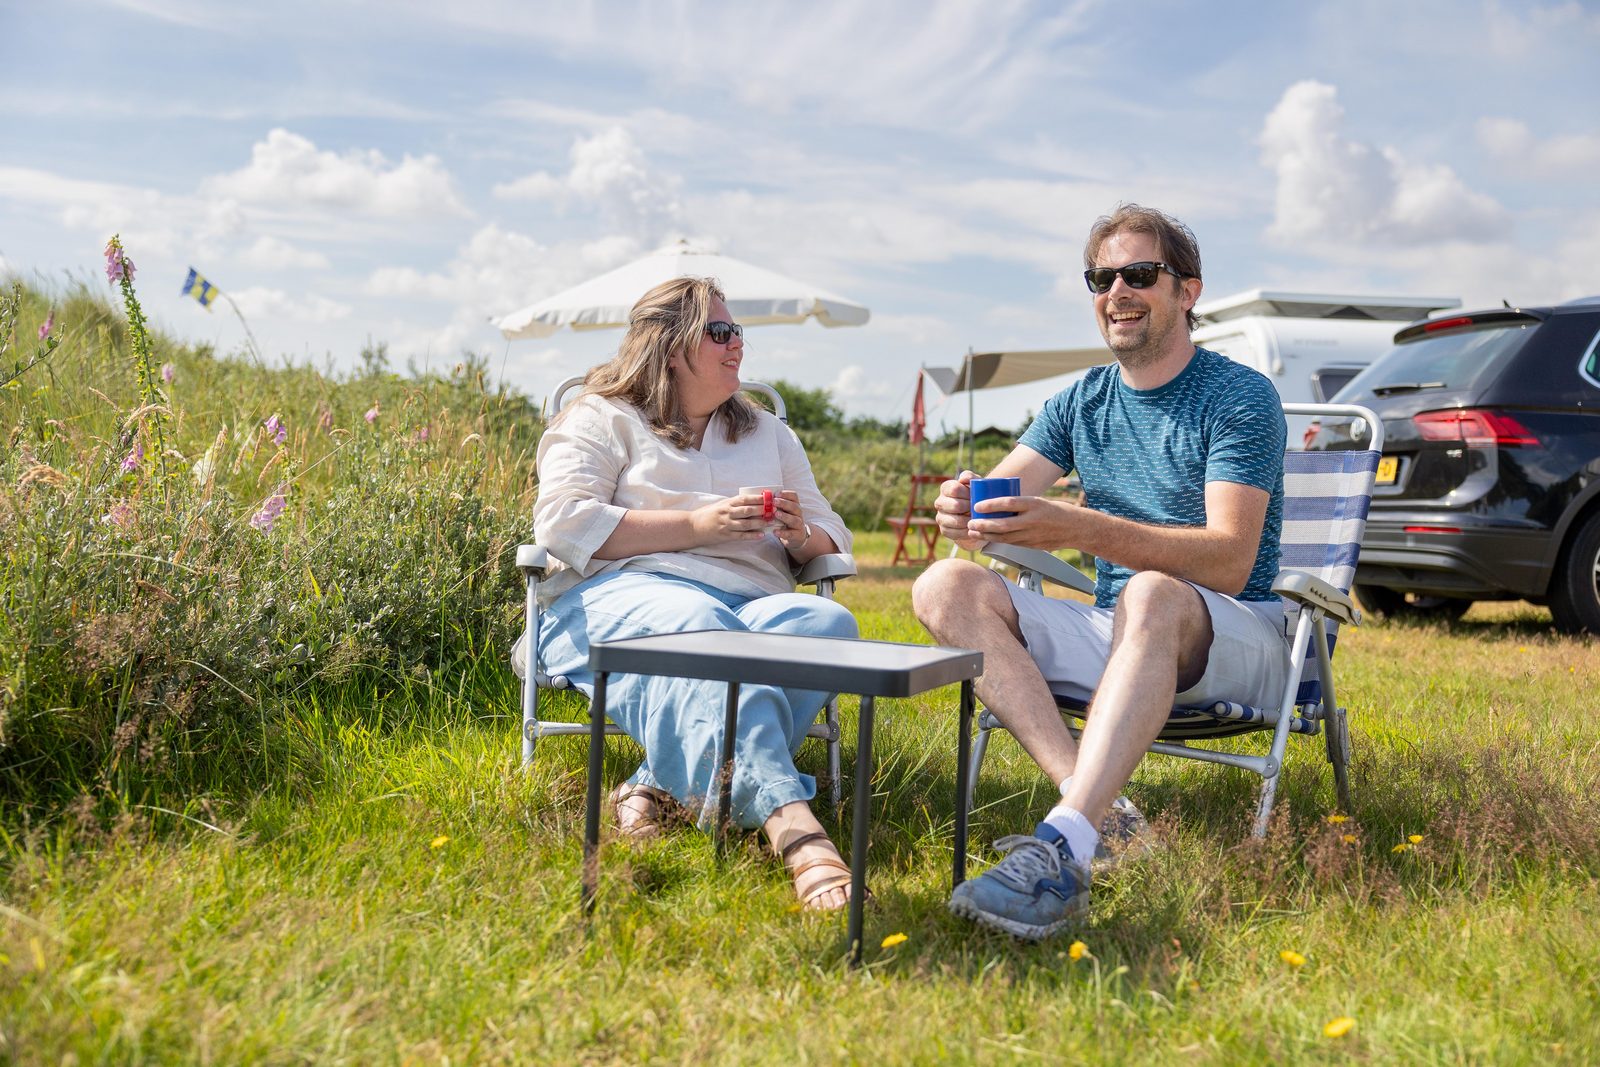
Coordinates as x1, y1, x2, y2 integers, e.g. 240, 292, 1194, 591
242, 235, 330, 271
493, 127, 686, 243
204, 128, 469, 218
830, 364, 891, 401
1477, 117, 1600, 176
1260, 80, 1508, 247
230, 286, 350, 323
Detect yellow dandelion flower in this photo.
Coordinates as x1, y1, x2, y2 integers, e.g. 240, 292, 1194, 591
1325, 814, 1349, 824
1068, 940, 1089, 961
1518, 646, 1528, 653
1408, 834, 1424, 844
1324, 1016, 1356, 1038
1280, 950, 1307, 968
880, 932, 908, 949
429, 835, 450, 849
1341, 834, 1357, 844
1392, 842, 1409, 853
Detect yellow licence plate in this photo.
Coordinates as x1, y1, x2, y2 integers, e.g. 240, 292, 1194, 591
1375, 455, 1399, 486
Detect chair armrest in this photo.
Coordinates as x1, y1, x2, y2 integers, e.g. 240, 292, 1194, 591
796, 552, 856, 586
983, 543, 1095, 596
516, 543, 551, 575
1273, 570, 1361, 626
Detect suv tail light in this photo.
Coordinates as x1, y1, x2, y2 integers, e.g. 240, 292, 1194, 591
1413, 409, 1539, 447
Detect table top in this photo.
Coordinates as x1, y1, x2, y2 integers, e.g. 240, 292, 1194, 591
588, 630, 983, 698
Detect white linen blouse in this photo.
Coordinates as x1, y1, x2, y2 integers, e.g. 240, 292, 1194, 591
532, 392, 852, 606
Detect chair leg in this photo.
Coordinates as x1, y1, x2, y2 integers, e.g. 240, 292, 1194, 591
826, 695, 843, 811
965, 724, 991, 815
1252, 770, 1280, 838
1325, 704, 1352, 813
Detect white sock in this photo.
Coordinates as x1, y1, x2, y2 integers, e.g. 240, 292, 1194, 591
1042, 803, 1098, 866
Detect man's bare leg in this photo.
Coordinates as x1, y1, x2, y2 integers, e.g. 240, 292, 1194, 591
1059, 572, 1215, 827
912, 558, 1078, 783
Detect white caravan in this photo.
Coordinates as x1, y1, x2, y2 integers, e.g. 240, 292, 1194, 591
1192, 290, 1461, 405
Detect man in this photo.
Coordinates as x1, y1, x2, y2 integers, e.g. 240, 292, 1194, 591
913, 204, 1288, 940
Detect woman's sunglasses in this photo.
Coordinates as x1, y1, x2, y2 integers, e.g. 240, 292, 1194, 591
704, 321, 744, 345
1083, 261, 1182, 294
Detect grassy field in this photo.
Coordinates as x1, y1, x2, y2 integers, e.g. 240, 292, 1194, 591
4, 271, 1600, 1063
5, 529, 1600, 1064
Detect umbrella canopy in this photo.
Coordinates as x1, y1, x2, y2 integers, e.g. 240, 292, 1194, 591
495, 240, 871, 339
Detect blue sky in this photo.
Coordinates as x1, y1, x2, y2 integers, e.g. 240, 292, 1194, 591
3, 0, 1598, 431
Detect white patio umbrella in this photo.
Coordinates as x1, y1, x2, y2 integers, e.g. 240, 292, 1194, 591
494, 239, 871, 339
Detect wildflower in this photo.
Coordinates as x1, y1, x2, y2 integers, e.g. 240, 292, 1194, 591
430, 835, 450, 849
1408, 833, 1424, 844
160, 362, 175, 383
120, 439, 144, 474
1323, 1016, 1355, 1038
1068, 940, 1089, 961
104, 237, 135, 283
1325, 814, 1348, 824
318, 407, 334, 432
249, 487, 287, 532
364, 403, 379, 424
263, 413, 287, 445
414, 425, 430, 443
880, 932, 908, 949
38, 313, 53, 340
1391, 842, 1409, 853
103, 500, 135, 528
1341, 833, 1357, 844
1280, 950, 1307, 968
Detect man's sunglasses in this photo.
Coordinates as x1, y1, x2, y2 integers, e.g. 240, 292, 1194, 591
1083, 261, 1183, 294
704, 321, 744, 345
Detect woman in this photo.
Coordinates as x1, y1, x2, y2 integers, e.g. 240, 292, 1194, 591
529, 276, 859, 911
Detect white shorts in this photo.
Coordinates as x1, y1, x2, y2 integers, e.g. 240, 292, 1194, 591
1005, 580, 1291, 710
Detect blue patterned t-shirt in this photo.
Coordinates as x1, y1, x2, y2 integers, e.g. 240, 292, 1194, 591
1017, 347, 1286, 608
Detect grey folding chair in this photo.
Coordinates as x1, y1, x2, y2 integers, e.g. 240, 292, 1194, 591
963, 402, 1384, 836
514, 376, 857, 807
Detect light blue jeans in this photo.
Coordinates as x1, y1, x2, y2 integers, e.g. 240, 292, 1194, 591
537, 570, 859, 829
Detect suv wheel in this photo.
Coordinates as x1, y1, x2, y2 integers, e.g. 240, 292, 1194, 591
1354, 584, 1472, 624
1549, 511, 1600, 634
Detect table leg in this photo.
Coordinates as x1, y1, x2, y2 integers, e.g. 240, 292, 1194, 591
848, 694, 875, 968
716, 681, 740, 858
953, 678, 973, 887
582, 671, 609, 917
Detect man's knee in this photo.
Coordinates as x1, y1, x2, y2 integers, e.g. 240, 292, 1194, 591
1116, 571, 1203, 629
913, 558, 1009, 639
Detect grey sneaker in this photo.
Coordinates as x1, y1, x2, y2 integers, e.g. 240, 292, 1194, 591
1092, 795, 1155, 873
948, 823, 1089, 941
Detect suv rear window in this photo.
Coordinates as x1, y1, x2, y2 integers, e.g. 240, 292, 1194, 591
1340, 323, 1534, 400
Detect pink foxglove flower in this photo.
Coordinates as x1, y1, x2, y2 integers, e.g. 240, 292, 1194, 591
160, 362, 175, 383
249, 488, 288, 532
38, 313, 53, 340
104, 239, 135, 284
120, 439, 144, 474
264, 413, 287, 445
364, 403, 380, 424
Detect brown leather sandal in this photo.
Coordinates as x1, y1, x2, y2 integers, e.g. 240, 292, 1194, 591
610, 783, 669, 840
779, 830, 854, 911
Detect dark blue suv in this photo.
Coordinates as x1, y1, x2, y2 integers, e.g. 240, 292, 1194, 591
1310, 299, 1600, 632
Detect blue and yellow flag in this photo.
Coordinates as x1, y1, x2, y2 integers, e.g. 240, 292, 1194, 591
181, 267, 220, 309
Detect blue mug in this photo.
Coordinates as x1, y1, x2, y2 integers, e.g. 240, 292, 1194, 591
969, 476, 1021, 519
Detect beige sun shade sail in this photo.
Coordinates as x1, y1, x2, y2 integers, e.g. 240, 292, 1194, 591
494, 240, 871, 339
923, 347, 1113, 394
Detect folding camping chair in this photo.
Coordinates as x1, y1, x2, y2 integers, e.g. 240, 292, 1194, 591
513, 376, 858, 807
962, 402, 1384, 836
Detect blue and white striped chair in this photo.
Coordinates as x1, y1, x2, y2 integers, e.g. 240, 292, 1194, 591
966, 403, 1384, 836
